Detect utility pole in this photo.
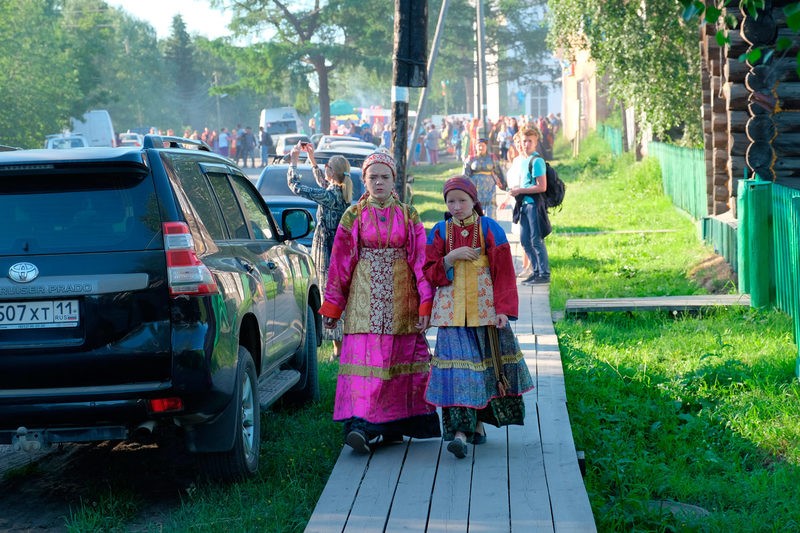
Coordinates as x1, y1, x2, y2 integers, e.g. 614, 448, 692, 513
406, 0, 450, 170
392, 0, 428, 202
476, 0, 488, 138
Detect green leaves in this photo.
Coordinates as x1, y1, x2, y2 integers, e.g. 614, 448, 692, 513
786, 3, 800, 32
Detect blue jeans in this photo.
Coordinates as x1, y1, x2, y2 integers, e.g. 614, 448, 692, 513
519, 202, 550, 278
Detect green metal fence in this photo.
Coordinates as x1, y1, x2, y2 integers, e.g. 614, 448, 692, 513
768, 184, 800, 373
598, 124, 623, 156
648, 142, 708, 220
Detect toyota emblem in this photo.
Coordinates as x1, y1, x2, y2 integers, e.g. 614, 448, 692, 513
8, 262, 39, 283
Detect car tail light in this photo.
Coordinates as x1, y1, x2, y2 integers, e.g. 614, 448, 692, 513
148, 397, 184, 413
163, 222, 219, 296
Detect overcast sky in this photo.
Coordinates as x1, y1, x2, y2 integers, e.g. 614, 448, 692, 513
104, 0, 233, 40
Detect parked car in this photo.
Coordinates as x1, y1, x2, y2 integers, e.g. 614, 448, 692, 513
272, 134, 312, 157
264, 196, 317, 248
118, 132, 144, 147
44, 134, 89, 149
317, 140, 378, 151
0, 135, 321, 481
314, 134, 360, 150
256, 163, 365, 245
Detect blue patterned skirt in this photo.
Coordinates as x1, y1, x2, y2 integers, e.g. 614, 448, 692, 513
425, 325, 534, 415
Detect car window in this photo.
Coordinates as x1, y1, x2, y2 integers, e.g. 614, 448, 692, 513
0, 171, 159, 254
206, 174, 250, 240
230, 174, 275, 241
167, 156, 228, 241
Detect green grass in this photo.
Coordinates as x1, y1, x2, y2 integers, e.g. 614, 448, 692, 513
64, 136, 800, 531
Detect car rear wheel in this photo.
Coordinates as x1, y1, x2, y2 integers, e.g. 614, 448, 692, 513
284, 305, 319, 405
200, 346, 260, 481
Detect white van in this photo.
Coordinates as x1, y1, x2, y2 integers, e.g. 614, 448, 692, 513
70, 110, 116, 147
259, 107, 304, 135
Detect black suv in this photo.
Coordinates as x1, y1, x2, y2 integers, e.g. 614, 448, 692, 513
0, 136, 321, 481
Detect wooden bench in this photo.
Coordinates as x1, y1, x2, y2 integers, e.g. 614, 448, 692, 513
565, 294, 751, 316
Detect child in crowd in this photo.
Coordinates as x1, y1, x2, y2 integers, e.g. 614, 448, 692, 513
423, 176, 534, 458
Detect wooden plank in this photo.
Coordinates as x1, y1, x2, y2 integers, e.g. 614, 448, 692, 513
427, 438, 472, 532
469, 424, 511, 530
305, 446, 371, 533
344, 442, 409, 533
385, 438, 441, 532
564, 294, 751, 315
538, 400, 597, 533
509, 402, 554, 532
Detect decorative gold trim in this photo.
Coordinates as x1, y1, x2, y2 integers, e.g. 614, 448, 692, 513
339, 361, 432, 379
430, 351, 524, 371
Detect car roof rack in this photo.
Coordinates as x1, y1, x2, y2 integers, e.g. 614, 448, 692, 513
142, 134, 212, 152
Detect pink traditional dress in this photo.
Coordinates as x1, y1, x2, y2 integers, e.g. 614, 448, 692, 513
423, 213, 534, 444
320, 194, 441, 441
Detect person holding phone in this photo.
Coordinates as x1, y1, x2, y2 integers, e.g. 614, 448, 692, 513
423, 176, 534, 459
287, 142, 352, 357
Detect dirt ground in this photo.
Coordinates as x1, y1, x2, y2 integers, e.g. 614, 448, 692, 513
688, 253, 738, 294
0, 438, 200, 532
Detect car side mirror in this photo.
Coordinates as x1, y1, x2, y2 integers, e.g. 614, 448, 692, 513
282, 208, 314, 241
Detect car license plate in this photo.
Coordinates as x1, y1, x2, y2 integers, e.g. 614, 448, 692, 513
0, 300, 79, 330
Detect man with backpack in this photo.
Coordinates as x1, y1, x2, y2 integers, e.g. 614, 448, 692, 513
509, 127, 551, 284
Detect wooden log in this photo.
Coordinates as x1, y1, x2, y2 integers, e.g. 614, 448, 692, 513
775, 169, 800, 180
727, 154, 747, 181
746, 141, 776, 179
722, 81, 748, 110
774, 156, 800, 174
727, 31, 750, 58
746, 60, 800, 93
770, 111, 800, 133
772, 133, 800, 156
724, 58, 749, 83
749, 101, 772, 115
751, 82, 800, 111
746, 114, 777, 142
730, 131, 749, 156
714, 147, 727, 171
714, 184, 730, 202
741, 11, 777, 46
728, 110, 748, 133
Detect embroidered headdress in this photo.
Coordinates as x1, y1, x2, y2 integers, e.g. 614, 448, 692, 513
362, 151, 396, 179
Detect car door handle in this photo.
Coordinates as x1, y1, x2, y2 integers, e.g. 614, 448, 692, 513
239, 259, 256, 273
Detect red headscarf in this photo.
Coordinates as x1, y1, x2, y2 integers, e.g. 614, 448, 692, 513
443, 175, 484, 216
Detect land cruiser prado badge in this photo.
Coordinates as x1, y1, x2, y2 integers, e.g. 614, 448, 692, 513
8, 262, 39, 283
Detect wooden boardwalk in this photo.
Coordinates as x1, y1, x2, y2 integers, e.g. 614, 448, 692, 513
565, 294, 751, 316
305, 281, 596, 533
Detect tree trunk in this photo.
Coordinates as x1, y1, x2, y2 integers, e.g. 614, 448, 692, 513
311, 56, 331, 135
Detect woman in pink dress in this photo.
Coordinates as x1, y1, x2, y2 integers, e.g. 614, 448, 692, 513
319, 152, 441, 453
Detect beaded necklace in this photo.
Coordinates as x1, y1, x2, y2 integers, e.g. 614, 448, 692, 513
368, 201, 394, 249
447, 213, 480, 253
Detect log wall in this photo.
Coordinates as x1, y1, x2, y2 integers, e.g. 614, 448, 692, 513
699, 1, 800, 217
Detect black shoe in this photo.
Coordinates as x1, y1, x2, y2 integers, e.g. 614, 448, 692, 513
346, 430, 371, 454
521, 273, 538, 284
447, 437, 468, 459
531, 276, 550, 284
381, 433, 404, 444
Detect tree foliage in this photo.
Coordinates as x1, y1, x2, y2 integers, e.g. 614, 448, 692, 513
548, 0, 703, 144
0, 0, 77, 147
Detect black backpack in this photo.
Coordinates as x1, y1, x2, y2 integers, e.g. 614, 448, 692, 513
528, 157, 565, 210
